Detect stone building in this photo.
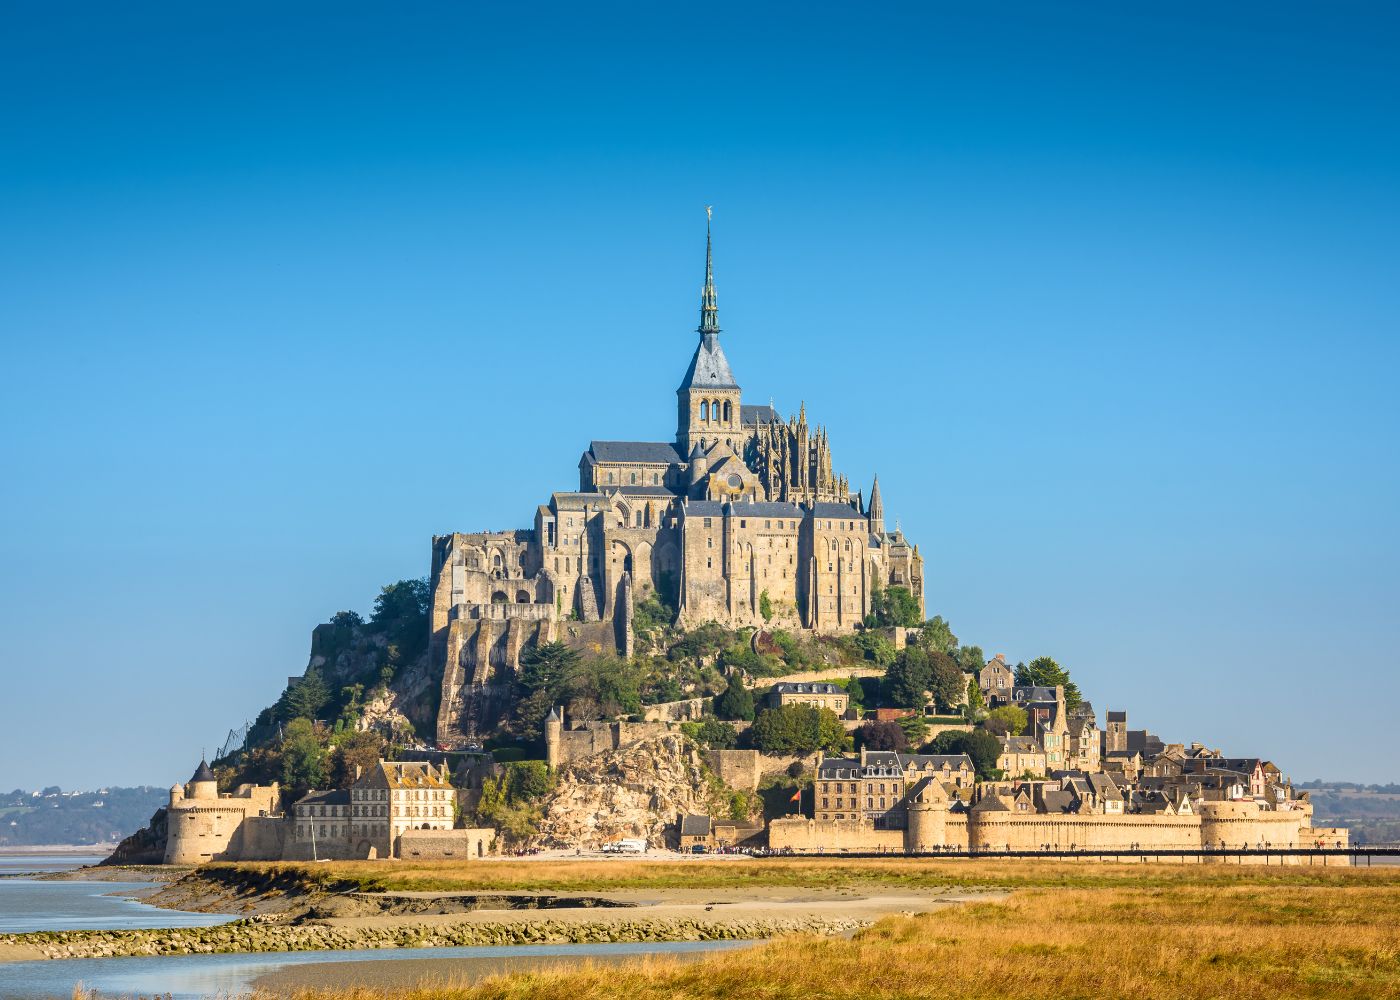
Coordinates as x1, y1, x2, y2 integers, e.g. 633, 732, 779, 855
286, 760, 490, 860
813, 749, 975, 827
998, 736, 1047, 777
163, 760, 282, 865
979, 654, 1015, 706
431, 217, 924, 746
769, 682, 849, 714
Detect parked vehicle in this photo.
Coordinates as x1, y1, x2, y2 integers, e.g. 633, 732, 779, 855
606, 838, 647, 854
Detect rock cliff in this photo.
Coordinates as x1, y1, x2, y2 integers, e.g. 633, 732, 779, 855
529, 733, 723, 849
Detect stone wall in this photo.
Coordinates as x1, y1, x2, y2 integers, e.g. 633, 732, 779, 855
643, 697, 709, 723
768, 817, 904, 852
395, 828, 496, 860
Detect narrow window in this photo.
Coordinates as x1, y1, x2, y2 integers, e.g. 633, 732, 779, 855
701, 401, 709, 421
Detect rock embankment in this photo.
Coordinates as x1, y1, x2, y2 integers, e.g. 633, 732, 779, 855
531, 733, 724, 849
0, 915, 869, 961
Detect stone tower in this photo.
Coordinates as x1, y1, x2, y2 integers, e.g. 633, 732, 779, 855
677, 210, 744, 456
544, 706, 563, 770
868, 475, 885, 535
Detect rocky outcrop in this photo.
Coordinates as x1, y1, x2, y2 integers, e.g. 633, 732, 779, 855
530, 733, 723, 849
100, 808, 168, 866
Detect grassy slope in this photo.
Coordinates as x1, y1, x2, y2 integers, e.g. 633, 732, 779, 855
260, 862, 1400, 1000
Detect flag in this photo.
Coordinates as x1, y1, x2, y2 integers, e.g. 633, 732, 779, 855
789, 789, 801, 803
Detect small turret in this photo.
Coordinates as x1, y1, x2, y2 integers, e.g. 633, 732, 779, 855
545, 706, 563, 770
188, 759, 218, 800
688, 441, 708, 491
868, 475, 885, 535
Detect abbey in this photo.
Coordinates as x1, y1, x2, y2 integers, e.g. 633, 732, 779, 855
431, 219, 923, 746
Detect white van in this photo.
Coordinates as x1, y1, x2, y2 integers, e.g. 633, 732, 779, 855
611, 838, 647, 854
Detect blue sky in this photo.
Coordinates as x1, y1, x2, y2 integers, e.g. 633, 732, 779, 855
2, 3, 1397, 789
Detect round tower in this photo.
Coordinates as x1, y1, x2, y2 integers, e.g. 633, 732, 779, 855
904, 777, 948, 854
688, 442, 708, 491
188, 759, 218, 800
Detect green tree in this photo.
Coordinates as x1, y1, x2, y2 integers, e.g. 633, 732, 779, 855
872, 586, 923, 627
844, 674, 866, 713
280, 718, 328, 792
280, 667, 330, 722
514, 641, 583, 742
714, 673, 755, 722
887, 647, 932, 709
750, 704, 850, 754
927, 729, 1003, 780
759, 589, 774, 622
955, 643, 985, 674
503, 760, 553, 801
964, 678, 986, 722
858, 719, 908, 752
680, 717, 739, 749
329, 729, 386, 788
855, 631, 897, 667
927, 650, 965, 712
983, 704, 1028, 737
898, 713, 929, 747
918, 615, 958, 653
1014, 655, 1083, 711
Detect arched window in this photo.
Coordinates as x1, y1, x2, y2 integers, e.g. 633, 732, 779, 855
700, 401, 709, 421
492, 553, 502, 569
630, 472, 636, 485
723, 400, 732, 422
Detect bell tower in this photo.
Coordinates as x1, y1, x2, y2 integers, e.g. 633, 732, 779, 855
677, 208, 744, 456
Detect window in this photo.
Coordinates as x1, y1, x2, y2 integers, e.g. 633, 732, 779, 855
703, 517, 712, 528
701, 401, 709, 420
630, 472, 637, 485
706, 558, 712, 568
653, 473, 659, 485
740, 520, 746, 528
607, 472, 614, 484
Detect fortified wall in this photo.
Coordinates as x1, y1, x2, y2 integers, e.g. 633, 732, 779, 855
770, 797, 1344, 862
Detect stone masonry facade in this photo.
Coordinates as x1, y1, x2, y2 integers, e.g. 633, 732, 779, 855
432, 219, 924, 746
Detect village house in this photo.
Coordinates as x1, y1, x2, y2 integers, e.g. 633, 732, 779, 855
769, 681, 849, 715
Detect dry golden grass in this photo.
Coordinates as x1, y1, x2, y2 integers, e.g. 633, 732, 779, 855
219, 856, 1400, 894
261, 863, 1400, 1000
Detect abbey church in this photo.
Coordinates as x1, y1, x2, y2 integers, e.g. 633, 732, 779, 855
432, 218, 923, 745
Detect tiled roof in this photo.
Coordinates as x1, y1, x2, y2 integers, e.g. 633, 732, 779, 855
588, 441, 687, 464
376, 762, 453, 790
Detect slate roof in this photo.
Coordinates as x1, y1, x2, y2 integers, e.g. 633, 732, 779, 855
295, 789, 350, 807
678, 333, 739, 390
1041, 790, 1078, 813
1106, 711, 1127, 723
588, 441, 686, 465
773, 682, 844, 695
190, 759, 216, 783
682, 501, 727, 516
679, 814, 712, 837
616, 485, 682, 497
811, 502, 863, 519
1001, 736, 1041, 754
741, 404, 780, 425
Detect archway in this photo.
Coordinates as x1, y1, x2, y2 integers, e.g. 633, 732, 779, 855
491, 591, 508, 604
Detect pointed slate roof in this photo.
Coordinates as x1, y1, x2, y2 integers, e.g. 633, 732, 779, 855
190, 759, 216, 783
679, 333, 739, 391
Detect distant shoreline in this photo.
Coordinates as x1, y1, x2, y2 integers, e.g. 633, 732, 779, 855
0, 844, 115, 856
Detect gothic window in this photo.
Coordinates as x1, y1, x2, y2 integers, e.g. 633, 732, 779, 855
701, 401, 709, 421
723, 400, 732, 422
630, 472, 636, 484
634, 511, 642, 526
492, 553, 502, 569
608, 472, 615, 484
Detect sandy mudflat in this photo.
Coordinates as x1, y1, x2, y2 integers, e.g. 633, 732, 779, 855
310, 884, 992, 932
253, 944, 752, 994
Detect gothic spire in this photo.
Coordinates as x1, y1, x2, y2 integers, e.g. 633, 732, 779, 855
868, 475, 885, 534
699, 206, 719, 336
